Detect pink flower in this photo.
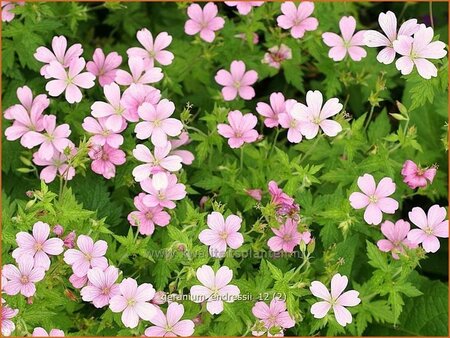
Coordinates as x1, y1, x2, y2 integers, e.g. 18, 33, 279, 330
63, 235, 108, 278
245, 188, 263, 201
407, 205, 449, 253
252, 298, 295, 331
290, 90, 343, 139
5, 101, 46, 145
401, 160, 437, 189
63, 231, 76, 249
1, 305, 18, 336
115, 57, 163, 86
217, 110, 258, 148
3, 255, 45, 297
1, 1, 23, 23
364, 11, 419, 64
86, 48, 122, 87
190, 265, 240, 315
135, 99, 183, 147
88, 144, 126, 179
144, 302, 195, 337
279, 99, 305, 143
310, 273, 361, 327
215, 60, 258, 101
109, 277, 156, 329
199, 212, 244, 257
322, 16, 367, 61
91, 83, 128, 128
128, 193, 171, 236
277, 2, 318, 39
33, 149, 76, 183
122, 83, 161, 122
169, 132, 195, 165
349, 174, 399, 225
32, 328, 64, 336
12, 221, 64, 271
34, 35, 83, 78
268, 181, 294, 206
267, 219, 301, 253
69, 273, 87, 289
377, 220, 417, 259
80, 266, 120, 308
21, 115, 72, 161
262, 44, 292, 69
185, 2, 225, 43
140, 172, 187, 209
4, 85, 49, 120
256, 92, 287, 128
82, 116, 126, 148
127, 28, 174, 67
52, 225, 64, 237
393, 26, 447, 79
224, 1, 263, 15
45, 58, 95, 103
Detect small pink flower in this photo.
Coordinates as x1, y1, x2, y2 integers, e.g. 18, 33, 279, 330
407, 205, 449, 253
364, 11, 419, 64
135, 99, 183, 147
199, 212, 244, 257
115, 57, 163, 86
63, 235, 108, 278
127, 28, 174, 67
349, 174, 399, 225
267, 219, 301, 253
190, 265, 240, 315
5, 102, 46, 145
279, 99, 305, 143
310, 273, 361, 327
1, 305, 18, 336
69, 273, 87, 289
224, 1, 263, 15
91, 83, 128, 128
88, 144, 126, 179
122, 83, 161, 123
3, 255, 45, 297
12, 221, 64, 271
393, 26, 447, 79
215, 60, 258, 101
377, 219, 417, 259
262, 44, 292, 69
401, 160, 437, 189
2, 1, 23, 23
185, 2, 225, 43
322, 16, 367, 61
140, 172, 187, 209
217, 110, 258, 148
86, 48, 122, 87
128, 193, 171, 236
45, 58, 95, 103
109, 277, 157, 329
4, 85, 49, 120
32, 328, 64, 337
144, 302, 195, 337
80, 266, 120, 308
245, 188, 263, 201
169, 132, 195, 165
252, 298, 295, 331
33, 149, 76, 183
82, 116, 126, 148
268, 181, 294, 206
256, 92, 287, 128
277, 1, 318, 39
52, 225, 64, 237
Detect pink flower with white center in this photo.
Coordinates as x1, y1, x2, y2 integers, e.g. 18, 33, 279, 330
322, 16, 367, 61
252, 298, 295, 331
91, 83, 128, 128
277, 1, 318, 39
144, 302, 195, 337
88, 144, 126, 179
377, 220, 417, 259
32, 328, 64, 336
45, 58, 95, 104
34, 35, 83, 78
127, 29, 174, 67
1, 1, 23, 23
169, 132, 195, 165
217, 110, 259, 148
86, 48, 122, 87
215, 60, 258, 101
1, 305, 18, 336
122, 84, 161, 123
132, 143, 183, 182
21, 115, 72, 161
12, 221, 64, 271
185, 2, 225, 43
268, 181, 294, 207
199, 212, 244, 258
267, 219, 301, 253
135, 99, 183, 147
364, 11, 419, 64
349, 174, 399, 225
5, 102, 46, 145
224, 1, 263, 15
109, 278, 157, 329
63, 235, 108, 278
262, 44, 293, 69
3, 255, 45, 297
115, 57, 163, 86
407, 205, 449, 253
393, 26, 447, 79
290, 90, 343, 139
4, 85, 49, 120
140, 172, 187, 209
69, 273, 87, 289
82, 116, 126, 149
128, 193, 171, 236
401, 160, 437, 189
80, 266, 120, 308
190, 265, 240, 315
256, 92, 287, 128
310, 273, 361, 327
279, 99, 306, 143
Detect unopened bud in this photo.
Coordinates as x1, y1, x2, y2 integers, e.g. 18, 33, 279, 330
151, 291, 166, 305
52, 224, 64, 237
64, 231, 76, 249
307, 238, 316, 254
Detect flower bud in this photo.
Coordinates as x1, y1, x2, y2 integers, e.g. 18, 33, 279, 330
151, 291, 166, 305
199, 196, 208, 210
307, 238, 316, 254
64, 231, 76, 249
245, 188, 263, 201
52, 224, 64, 237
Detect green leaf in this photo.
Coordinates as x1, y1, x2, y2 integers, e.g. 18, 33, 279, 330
366, 240, 388, 272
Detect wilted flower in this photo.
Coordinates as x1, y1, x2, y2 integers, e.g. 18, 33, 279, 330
401, 160, 436, 189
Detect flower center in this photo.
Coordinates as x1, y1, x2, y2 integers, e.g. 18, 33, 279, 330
157, 192, 166, 201
34, 243, 43, 252
101, 287, 110, 295
313, 116, 321, 124
127, 299, 136, 306
84, 253, 92, 261
219, 231, 228, 240
101, 152, 109, 161
289, 119, 297, 128
233, 81, 241, 89
153, 119, 161, 127
164, 325, 173, 333
145, 211, 154, 220
20, 275, 29, 284
283, 234, 292, 242
424, 227, 434, 235
148, 50, 156, 58
368, 195, 378, 203
235, 131, 243, 138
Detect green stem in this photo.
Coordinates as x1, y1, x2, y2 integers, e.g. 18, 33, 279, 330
364, 105, 375, 130
185, 125, 207, 137
429, 2, 434, 28
267, 128, 281, 159
240, 147, 244, 171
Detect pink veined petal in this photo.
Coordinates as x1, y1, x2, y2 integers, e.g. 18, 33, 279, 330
377, 239, 394, 252
144, 326, 167, 337
414, 58, 438, 80
185, 19, 202, 36
190, 285, 212, 303
363, 30, 390, 47
122, 306, 140, 328
328, 45, 347, 61
166, 302, 184, 327
42, 237, 64, 255
46, 80, 67, 97
311, 301, 331, 319
134, 301, 157, 321
109, 295, 128, 312
375, 177, 396, 197
336, 290, 360, 307
172, 319, 195, 336
322, 32, 343, 47
222, 86, 238, 101
395, 56, 414, 75
310, 281, 331, 301
65, 84, 82, 104
364, 203, 383, 225
378, 11, 397, 42
377, 47, 396, 64
421, 235, 440, 253
433, 221, 449, 238
206, 299, 224, 314
407, 228, 427, 245
199, 29, 216, 43
349, 192, 370, 209
333, 305, 353, 327
196, 265, 216, 289
377, 197, 399, 214
215, 69, 234, 86
238, 86, 256, 100
357, 174, 376, 195
330, 274, 348, 299
398, 18, 419, 37
320, 119, 342, 137
393, 35, 414, 56
339, 16, 356, 42
408, 207, 428, 229
215, 266, 234, 289
230, 60, 246, 80
347, 46, 367, 61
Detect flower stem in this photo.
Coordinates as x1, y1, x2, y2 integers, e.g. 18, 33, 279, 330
240, 147, 244, 171
429, 2, 434, 28
268, 128, 281, 159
